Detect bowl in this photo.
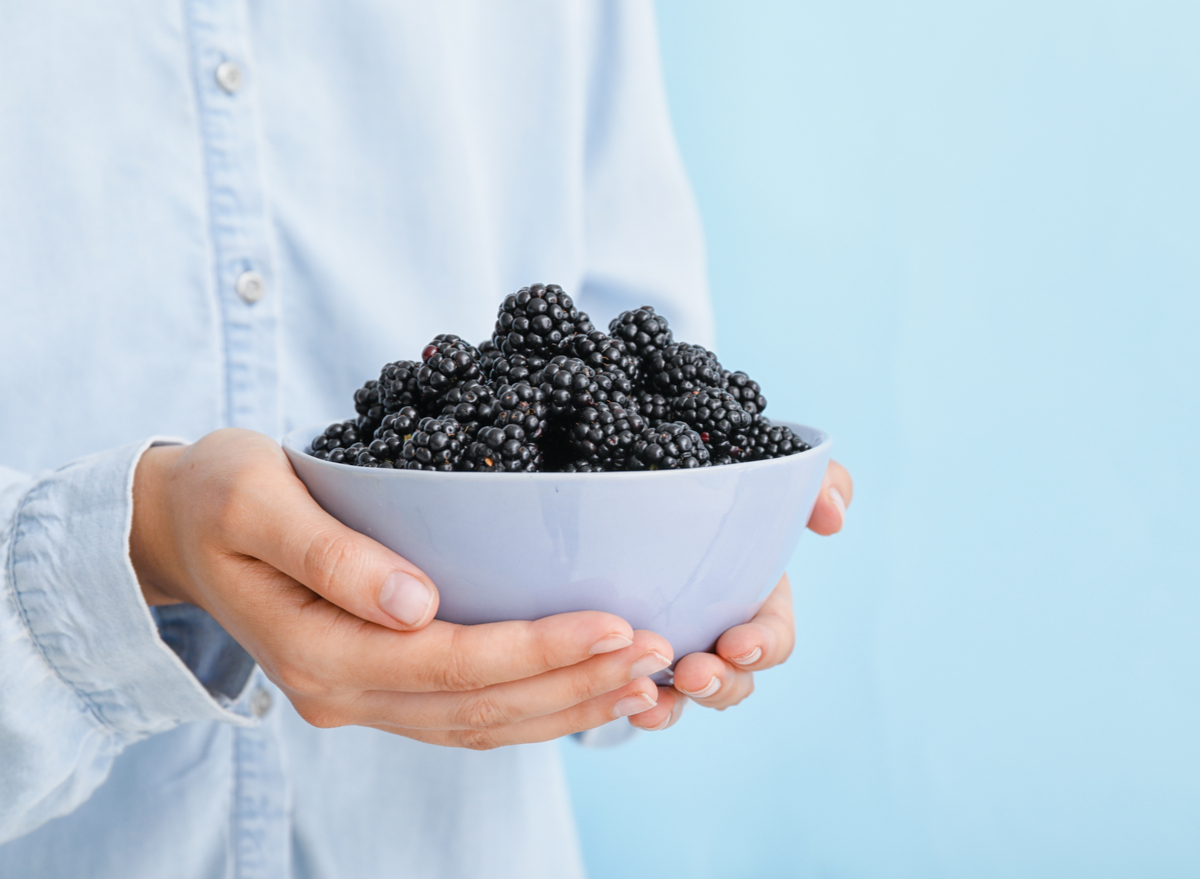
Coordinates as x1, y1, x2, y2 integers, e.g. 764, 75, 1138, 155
282, 422, 831, 682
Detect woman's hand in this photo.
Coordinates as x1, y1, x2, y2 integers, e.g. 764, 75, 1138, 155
131, 429, 671, 748
628, 460, 854, 730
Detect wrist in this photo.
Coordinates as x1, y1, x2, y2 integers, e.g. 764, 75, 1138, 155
130, 443, 189, 606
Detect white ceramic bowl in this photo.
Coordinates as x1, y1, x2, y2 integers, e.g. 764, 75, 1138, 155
282, 423, 831, 681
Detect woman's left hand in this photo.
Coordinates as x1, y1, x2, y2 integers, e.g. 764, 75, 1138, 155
628, 459, 854, 730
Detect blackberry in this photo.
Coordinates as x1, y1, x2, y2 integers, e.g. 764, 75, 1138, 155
309, 419, 364, 461
352, 379, 386, 433
643, 343, 723, 398
566, 330, 639, 382
438, 381, 497, 424
486, 352, 546, 386
492, 381, 549, 440
608, 306, 673, 361
730, 415, 810, 461
568, 402, 646, 469
671, 388, 753, 452
721, 370, 767, 416
530, 356, 626, 419
379, 360, 422, 413
417, 335, 483, 403
372, 405, 422, 453
493, 284, 593, 358
629, 421, 711, 470
460, 424, 541, 472
632, 391, 672, 429
399, 416, 469, 471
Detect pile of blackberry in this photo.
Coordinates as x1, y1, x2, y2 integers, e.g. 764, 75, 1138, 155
308, 283, 809, 471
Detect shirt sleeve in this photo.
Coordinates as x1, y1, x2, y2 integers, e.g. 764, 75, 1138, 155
576, 0, 716, 351
0, 440, 256, 845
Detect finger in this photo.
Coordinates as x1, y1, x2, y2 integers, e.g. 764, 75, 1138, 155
807, 459, 854, 535
628, 686, 687, 731
215, 438, 442, 632
266, 589, 639, 694
374, 677, 662, 749
712, 574, 795, 671
351, 630, 673, 729
670, 650, 755, 711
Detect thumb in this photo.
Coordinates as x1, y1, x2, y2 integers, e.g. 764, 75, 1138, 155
240, 470, 441, 631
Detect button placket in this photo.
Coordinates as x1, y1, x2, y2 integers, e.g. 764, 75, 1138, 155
185, 0, 280, 437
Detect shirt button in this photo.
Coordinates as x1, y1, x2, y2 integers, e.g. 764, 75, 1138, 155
236, 270, 266, 304
250, 687, 273, 718
215, 60, 243, 94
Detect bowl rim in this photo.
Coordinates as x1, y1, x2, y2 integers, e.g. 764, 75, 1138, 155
282, 420, 830, 480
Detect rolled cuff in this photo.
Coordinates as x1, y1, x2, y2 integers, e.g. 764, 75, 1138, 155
8, 438, 254, 738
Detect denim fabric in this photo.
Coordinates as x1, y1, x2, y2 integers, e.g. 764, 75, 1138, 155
0, 1, 711, 876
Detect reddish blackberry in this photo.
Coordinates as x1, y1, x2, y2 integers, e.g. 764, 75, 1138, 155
399, 416, 469, 471
417, 335, 483, 413
670, 387, 753, 452
608, 306, 673, 360
531, 356, 630, 419
486, 352, 546, 386
492, 382, 549, 440
493, 284, 593, 358
460, 424, 541, 472
633, 391, 672, 429
629, 422, 711, 470
730, 415, 810, 461
644, 343, 723, 398
566, 330, 639, 382
309, 419, 364, 461
721, 370, 767, 416
568, 402, 646, 469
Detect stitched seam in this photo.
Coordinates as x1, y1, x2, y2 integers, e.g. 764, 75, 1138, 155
6, 475, 112, 732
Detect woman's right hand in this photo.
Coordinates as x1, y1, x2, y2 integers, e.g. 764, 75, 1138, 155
129, 428, 672, 748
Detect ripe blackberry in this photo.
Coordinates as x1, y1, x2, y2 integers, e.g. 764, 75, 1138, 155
632, 391, 672, 429
493, 283, 593, 358
486, 352, 546, 386
629, 421, 711, 470
492, 381, 549, 440
438, 381, 497, 424
730, 415, 810, 461
531, 356, 630, 419
670, 388, 753, 452
643, 343, 723, 398
460, 424, 541, 472
309, 419, 364, 460
379, 360, 422, 412
566, 330, 639, 382
568, 402, 646, 469
721, 370, 767, 415
399, 416, 469, 471
608, 306, 673, 360
417, 335, 483, 405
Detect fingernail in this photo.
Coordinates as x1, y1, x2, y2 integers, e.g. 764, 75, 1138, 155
379, 572, 433, 627
629, 651, 672, 680
588, 633, 634, 655
676, 675, 721, 699
730, 646, 762, 667
645, 693, 689, 731
829, 487, 846, 521
612, 692, 656, 719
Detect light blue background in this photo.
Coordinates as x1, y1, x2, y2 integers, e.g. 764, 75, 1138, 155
562, 2, 1200, 877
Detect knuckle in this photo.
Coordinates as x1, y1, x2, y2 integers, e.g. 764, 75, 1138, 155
456, 728, 500, 751
271, 659, 328, 698
433, 628, 486, 692
461, 695, 511, 730
295, 702, 346, 730
303, 531, 361, 594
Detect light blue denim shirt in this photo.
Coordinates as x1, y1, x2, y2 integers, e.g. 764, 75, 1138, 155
0, 2, 713, 877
